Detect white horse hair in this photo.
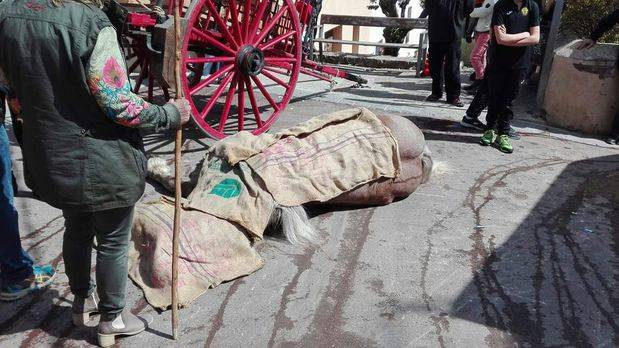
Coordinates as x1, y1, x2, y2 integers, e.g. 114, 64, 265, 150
421, 145, 434, 184
147, 156, 174, 191
268, 205, 318, 246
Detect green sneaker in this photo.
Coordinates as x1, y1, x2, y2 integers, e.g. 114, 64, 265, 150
495, 134, 514, 153
480, 129, 496, 146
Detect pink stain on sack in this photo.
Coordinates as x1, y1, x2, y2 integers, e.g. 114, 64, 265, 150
102, 57, 127, 89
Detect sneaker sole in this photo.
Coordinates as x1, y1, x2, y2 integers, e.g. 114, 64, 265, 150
98, 326, 146, 347
461, 120, 484, 131
73, 311, 100, 327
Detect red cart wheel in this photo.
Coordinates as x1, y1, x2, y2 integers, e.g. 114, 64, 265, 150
182, 0, 302, 139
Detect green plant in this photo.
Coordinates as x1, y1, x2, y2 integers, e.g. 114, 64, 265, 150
561, 0, 619, 43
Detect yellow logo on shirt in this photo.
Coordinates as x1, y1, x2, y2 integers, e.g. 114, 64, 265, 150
521, 7, 529, 16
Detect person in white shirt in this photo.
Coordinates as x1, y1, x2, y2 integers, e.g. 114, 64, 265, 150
465, 0, 498, 94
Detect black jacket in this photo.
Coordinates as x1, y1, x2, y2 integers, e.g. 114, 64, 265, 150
425, 0, 475, 42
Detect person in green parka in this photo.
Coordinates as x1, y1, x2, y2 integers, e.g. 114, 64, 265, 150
0, 0, 190, 345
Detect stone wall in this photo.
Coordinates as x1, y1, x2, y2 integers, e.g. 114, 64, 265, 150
543, 41, 619, 135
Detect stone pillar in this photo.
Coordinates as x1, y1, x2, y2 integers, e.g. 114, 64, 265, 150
543, 41, 619, 135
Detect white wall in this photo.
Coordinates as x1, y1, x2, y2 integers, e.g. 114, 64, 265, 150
318, 0, 425, 58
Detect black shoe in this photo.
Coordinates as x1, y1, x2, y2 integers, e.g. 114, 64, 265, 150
463, 80, 481, 91
605, 135, 618, 145
448, 98, 464, 107
507, 127, 521, 140
460, 116, 486, 131
465, 87, 479, 96
426, 94, 442, 102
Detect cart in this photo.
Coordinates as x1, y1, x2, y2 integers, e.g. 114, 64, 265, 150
107, 0, 367, 139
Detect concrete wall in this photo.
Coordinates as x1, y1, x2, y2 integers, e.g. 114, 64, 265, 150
543, 41, 619, 135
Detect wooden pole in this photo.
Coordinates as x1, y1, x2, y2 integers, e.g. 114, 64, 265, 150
172, 0, 183, 340
536, 0, 564, 107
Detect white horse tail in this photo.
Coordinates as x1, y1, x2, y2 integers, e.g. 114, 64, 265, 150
146, 156, 175, 193
421, 145, 434, 184
269, 205, 318, 246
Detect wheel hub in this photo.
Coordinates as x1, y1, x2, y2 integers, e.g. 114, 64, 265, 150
237, 45, 265, 76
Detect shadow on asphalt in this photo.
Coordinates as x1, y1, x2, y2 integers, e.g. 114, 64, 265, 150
449, 154, 619, 346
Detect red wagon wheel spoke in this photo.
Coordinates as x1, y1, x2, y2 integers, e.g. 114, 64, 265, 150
251, 75, 279, 111
133, 63, 148, 94
188, 64, 234, 95
199, 71, 236, 119
183, 0, 301, 138
264, 56, 297, 64
242, 0, 253, 40
203, 0, 239, 49
191, 27, 236, 56
245, 76, 263, 127
248, 0, 270, 42
259, 31, 297, 51
218, 74, 240, 132
253, 4, 289, 45
238, 78, 245, 131
186, 56, 235, 64
227, 0, 244, 44
263, 65, 291, 76
127, 59, 141, 75
261, 69, 290, 89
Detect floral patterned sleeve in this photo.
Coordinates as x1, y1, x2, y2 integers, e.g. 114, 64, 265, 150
87, 27, 180, 131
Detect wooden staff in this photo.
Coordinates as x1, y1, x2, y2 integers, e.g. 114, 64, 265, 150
172, 0, 183, 340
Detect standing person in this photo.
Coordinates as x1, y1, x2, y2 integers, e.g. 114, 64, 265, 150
423, 0, 475, 107
464, 0, 498, 95
576, 8, 618, 145
0, 82, 56, 301
479, 0, 540, 153
460, 74, 522, 140
0, 0, 190, 346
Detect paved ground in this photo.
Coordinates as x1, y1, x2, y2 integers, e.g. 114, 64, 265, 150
1, 68, 618, 347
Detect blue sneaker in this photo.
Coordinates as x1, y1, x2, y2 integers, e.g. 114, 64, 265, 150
0, 265, 56, 301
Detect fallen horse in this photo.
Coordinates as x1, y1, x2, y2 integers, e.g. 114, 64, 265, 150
130, 108, 433, 309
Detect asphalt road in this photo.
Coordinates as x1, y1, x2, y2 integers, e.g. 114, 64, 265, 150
1, 71, 618, 347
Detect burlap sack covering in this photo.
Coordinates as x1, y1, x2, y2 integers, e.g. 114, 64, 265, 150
186, 107, 401, 237
128, 199, 263, 309
129, 108, 401, 309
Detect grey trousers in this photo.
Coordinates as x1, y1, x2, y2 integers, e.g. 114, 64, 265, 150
62, 206, 134, 320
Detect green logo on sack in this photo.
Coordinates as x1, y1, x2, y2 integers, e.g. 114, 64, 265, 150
209, 179, 242, 198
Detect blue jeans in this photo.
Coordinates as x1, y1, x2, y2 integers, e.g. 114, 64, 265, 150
0, 123, 33, 286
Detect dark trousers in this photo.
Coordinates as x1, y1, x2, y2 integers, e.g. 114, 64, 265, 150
466, 76, 489, 119
428, 40, 462, 100
486, 69, 526, 135
612, 110, 619, 136
0, 123, 34, 286
62, 206, 134, 320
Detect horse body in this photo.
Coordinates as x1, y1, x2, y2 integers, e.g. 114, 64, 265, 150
145, 114, 432, 245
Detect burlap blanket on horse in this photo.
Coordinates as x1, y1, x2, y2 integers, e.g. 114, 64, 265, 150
186, 107, 401, 237
128, 108, 401, 309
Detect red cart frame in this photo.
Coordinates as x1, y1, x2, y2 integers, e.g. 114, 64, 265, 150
112, 0, 366, 139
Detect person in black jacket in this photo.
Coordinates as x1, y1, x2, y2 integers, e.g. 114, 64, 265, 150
576, 9, 618, 145
422, 0, 475, 107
